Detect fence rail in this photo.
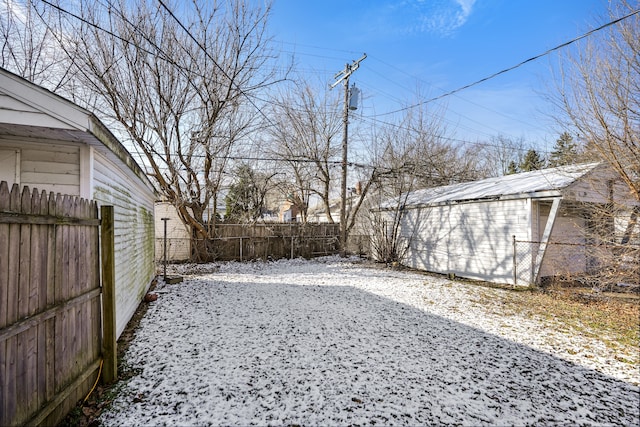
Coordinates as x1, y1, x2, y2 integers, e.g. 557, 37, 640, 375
157, 223, 343, 262
0, 181, 105, 427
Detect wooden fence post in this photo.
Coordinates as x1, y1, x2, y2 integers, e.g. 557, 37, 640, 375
100, 206, 117, 383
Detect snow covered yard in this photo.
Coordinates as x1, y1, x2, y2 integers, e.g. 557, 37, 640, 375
100, 257, 639, 426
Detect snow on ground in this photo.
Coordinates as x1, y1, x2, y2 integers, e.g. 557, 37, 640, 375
101, 257, 640, 426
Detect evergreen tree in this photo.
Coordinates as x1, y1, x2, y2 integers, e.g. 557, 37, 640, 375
506, 160, 519, 175
548, 132, 579, 167
519, 149, 545, 172
224, 165, 265, 223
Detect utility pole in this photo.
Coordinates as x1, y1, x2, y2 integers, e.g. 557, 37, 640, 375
331, 53, 366, 257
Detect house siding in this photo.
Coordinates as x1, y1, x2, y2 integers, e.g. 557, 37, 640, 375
0, 139, 80, 195
400, 198, 531, 284
93, 151, 155, 338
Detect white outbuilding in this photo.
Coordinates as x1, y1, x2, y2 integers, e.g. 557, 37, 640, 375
378, 163, 634, 286
0, 67, 156, 337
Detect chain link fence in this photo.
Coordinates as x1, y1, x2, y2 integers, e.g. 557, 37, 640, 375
513, 237, 639, 290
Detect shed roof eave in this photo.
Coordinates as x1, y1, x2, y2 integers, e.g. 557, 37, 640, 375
0, 67, 92, 131
86, 114, 156, 194
377, 190, 564, 212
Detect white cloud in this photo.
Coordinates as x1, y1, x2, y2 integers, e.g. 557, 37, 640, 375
363, 0, 477, 37
368, 0, 477, 38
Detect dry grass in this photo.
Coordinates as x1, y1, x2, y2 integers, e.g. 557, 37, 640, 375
472, 286, 639, 353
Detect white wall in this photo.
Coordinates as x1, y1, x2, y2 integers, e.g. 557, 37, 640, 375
93, 151, 156, 338
399, 198, 531, 284
0, 148, 18, 184
155, 202, 191, 261
0, 139, 80, 195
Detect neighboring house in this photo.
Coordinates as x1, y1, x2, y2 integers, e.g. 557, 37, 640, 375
155, 201, 191, 262
279, 199, 300, 222
306, 199, 339, 223
0, 67, 156, 337
306, 192, 362, 223
378, 163, 634, 286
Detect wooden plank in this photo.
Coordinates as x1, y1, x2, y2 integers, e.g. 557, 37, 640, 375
0, 287, 101, 353
55, 307, 67, 392
0, 212, 101, 226
21, 160, 80, 175
101, 205, 117, 384
61, 196, 70, 303
16, 329, 27, 424
19, 145, 79, 161
69, 199, 79, 299
28, 188, 41, 317
37, 318, 47, 413
26, 358, 101, 427
46, 192, 56, 308
54, 194, 64, 305
0, 182, 12, 425
4, 335, 18, 425
25, 326, 38, 417
0, 181, 9, 330
0, 339, 5, 426
44, 317, 55, 403
7, 183, 20, 326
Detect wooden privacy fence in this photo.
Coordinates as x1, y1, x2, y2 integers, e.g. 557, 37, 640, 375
0, 182, 115, 427
206, 223, 341, 261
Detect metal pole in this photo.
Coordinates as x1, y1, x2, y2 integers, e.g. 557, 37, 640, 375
162, 218, 169, 281
512, 235, 517, 286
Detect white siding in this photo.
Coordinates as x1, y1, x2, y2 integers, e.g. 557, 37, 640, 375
155, 202, 191, 261
0, 138, 80, 195
0, 148, 19, 184
400, 198, 531, 284
93, 152, 155, 338
540, 213, 587, 278
0, 92, 77, 130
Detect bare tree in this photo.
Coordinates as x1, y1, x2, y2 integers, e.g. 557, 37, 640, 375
0, 0, 75, 89
551, 0, 639, 287
44, 0, 286, 260
362, 103, 462, 262
553, 1, 638, 200
267, 78, 342, 223
475, 135, 529, 177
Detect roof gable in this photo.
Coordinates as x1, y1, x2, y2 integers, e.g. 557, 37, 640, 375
0, 67, 155, 194
0, 68, 91, 131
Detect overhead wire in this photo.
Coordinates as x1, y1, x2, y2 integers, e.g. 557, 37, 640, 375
370, 7, 640, 117
155, 0, 278, 127
365, 54, 542, 131
34, 0, 613, 162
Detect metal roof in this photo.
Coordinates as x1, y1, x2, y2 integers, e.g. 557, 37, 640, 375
381, 163, 601, 209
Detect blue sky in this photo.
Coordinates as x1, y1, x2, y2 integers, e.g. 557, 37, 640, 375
268, 0, 611, 152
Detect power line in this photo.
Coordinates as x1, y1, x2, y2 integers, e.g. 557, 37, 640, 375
370, 8, 640, 117
354, 114, 553, 155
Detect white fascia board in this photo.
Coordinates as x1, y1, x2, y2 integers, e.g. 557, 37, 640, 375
384, 190, 564, 212
0, 69, 91, 132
